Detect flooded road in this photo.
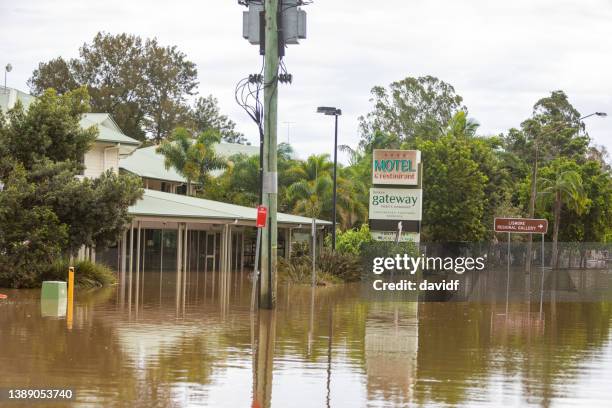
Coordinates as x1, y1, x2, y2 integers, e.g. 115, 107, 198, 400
1, 270, 612, 407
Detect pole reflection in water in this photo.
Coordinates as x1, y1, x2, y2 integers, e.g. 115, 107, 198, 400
252, 310, 276, 408
326, 306, 333, 408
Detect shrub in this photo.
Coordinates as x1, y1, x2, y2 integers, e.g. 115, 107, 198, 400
317, 250, 363, 282
290, 241, 310, 258
43, 259, 117, 288
278, 250, 363, 285
335, 224, 373, 255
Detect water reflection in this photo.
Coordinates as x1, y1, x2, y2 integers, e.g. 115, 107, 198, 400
0, 269, 612, 407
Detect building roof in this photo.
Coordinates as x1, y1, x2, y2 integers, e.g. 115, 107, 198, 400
120, 145, 188, 183
214, 142, 259, 157
120, 142, 259, 184
129, 189, 331, 226
1, 87, 141, 148
80, 113, 141, 146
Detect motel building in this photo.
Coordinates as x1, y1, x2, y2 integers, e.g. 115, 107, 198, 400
1, 86, 329, 293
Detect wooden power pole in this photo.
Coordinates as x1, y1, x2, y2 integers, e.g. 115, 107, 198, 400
260, 0, 280, 309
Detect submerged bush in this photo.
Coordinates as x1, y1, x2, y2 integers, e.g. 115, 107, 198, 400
317, 250, 363, 282
278, 250, 363, 285
43, 259, 117, 288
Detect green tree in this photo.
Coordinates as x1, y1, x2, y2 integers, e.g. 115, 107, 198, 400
202, 143, 296, 210
156, 127, 227, 196
286, 173, 333, 219
0, 163, 68, 288
359, 75, 466, 146
285, 154, 367, 228
286, 154, 334, 218
28, 32, 198, 142
416, 135, 487, 242
335, 224, 373, 255
551, 159, 612, 266
537, 159, 588, 268
0, 87, 143, 287
188, 96, 246, 144
578, 160, 612, 243
1, 88, 96, 170
30, 161, 142, 254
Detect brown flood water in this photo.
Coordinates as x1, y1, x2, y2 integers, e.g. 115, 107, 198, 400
1, 270, 612, 407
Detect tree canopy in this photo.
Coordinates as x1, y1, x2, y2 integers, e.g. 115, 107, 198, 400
28, 32, 247, 145
359, 75, 466, 147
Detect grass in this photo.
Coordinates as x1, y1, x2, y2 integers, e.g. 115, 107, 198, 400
43, 259, 117, 288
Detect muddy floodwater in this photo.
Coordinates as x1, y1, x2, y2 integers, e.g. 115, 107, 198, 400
1, 269, 612, 407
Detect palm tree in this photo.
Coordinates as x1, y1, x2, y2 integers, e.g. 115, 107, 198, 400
537, 164, 588, 268
285, 154, 368, 228
156, 127, 227, 196
285, 154, 333, 183
287, 175, 333, 219
336, 175, 368, 229
443, 111, 479, 138
286, 155, 333, 219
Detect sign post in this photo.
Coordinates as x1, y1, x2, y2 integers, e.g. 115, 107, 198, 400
494, 217, 549, 316
251, 206, 267, 311
494, 218, 548, 234
506, 233, 510, 315
311, 218, 316, 287
539, 233, 545, 318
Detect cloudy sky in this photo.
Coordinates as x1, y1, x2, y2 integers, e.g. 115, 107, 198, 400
2, 0, 611, 162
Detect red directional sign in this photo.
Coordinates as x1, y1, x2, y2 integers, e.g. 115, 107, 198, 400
494, 218, 548, 234
256, 205, 267, 228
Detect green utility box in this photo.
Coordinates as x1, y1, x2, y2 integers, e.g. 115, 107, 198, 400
41, 281, 67, 300
41, 299, 67, 317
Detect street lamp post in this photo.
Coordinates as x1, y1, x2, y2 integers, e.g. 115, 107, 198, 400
317, 106, 342, 251
4, 64, 12, 89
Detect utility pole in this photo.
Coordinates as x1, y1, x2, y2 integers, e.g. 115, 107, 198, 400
240, 0, 308, 309
260, 0, 280, 309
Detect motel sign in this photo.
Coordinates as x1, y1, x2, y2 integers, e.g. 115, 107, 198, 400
372, 149, 421, 186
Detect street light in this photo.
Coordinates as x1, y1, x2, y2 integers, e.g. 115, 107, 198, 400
580, 112, 607, 120
4, 63, 11, 89
317, 106, 342, 251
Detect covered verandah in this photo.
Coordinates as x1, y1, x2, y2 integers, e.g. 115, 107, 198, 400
100, 189, 330, 303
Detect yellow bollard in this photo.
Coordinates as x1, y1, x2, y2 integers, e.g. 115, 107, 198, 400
67, 267, 74, 330
68, 267, 74, 301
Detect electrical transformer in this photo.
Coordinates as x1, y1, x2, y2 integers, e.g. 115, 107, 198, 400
242, 0, 307, 47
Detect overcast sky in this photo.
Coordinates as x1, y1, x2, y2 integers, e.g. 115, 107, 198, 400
2, 0, 611, 162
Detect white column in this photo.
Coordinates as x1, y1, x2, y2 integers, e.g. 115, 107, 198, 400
128, 223, 134, 308
176, 223, 183, 305
135, 221, 141, 309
